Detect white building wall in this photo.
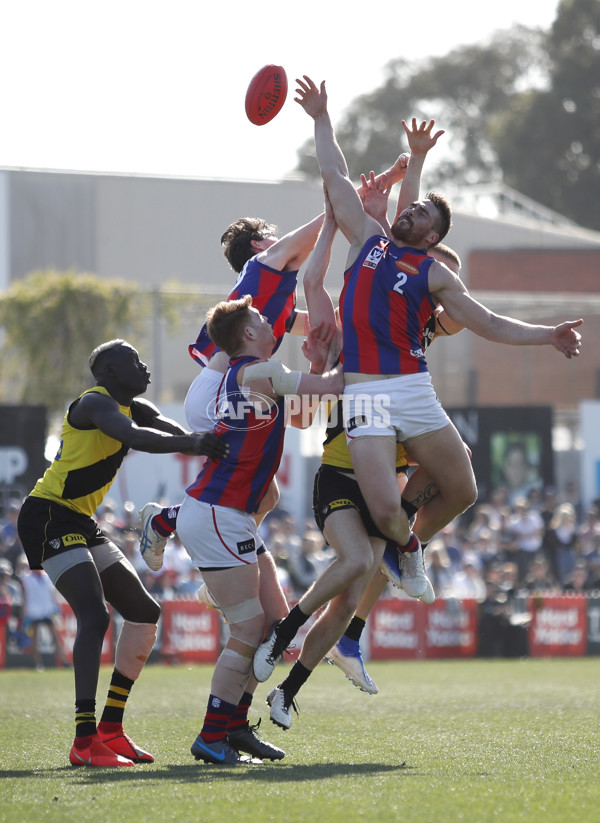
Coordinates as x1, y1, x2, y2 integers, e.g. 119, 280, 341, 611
2, 167, 600, 404
0, 173, 8, 292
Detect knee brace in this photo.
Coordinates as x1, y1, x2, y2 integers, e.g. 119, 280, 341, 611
221, 646, 253, 667
115, 620, 157, 681
221, 596, 263, 625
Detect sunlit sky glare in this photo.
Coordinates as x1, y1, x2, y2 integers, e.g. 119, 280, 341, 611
1, 1, 561, 182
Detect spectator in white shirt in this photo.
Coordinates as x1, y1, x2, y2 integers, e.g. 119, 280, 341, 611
507, 497, 545, 584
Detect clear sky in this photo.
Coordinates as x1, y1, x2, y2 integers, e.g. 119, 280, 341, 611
1, 0, 561, 181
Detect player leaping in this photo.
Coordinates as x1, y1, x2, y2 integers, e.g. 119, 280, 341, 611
294, 75, 582, 598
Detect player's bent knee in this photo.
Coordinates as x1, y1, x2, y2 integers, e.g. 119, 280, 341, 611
221, 646, 254, 671
130, 595, 160, 625
145, 598, 161, 624
465, 485, 478, 510
81, 602, 111, 636
371, 492, 401, 520
365, 490, 404, 528
336, 552, 372, 583
223, 634, 258, 660
351, 553, 373, 579
453, 482, 478, 514
373, 507, 406, 538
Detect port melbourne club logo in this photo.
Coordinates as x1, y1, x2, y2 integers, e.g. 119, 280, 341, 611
206, 390, 278, 431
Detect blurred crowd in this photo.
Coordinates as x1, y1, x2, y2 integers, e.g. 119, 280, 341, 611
2, 481, 600, 665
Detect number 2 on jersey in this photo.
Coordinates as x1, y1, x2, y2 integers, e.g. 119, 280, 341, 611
393, 272, 407, 295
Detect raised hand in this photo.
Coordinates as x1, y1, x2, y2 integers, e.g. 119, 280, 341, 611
401, 117, 445, 156
366, 152, 410, 193
294, 76, 328, 119
302, 320, 336, 374
392, 152, 411, 178
358, 171, 392, 224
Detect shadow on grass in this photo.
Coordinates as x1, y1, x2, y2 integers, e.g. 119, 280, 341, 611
0, 761, 414, 783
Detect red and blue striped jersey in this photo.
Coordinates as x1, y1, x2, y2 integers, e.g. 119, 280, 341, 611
188, 257, 298, 366
186, 355, 287, 513
340, 236, 436, 374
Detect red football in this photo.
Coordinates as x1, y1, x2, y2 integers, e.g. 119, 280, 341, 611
245, 65, 288, 126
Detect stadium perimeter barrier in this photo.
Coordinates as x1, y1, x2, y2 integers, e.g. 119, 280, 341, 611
1, 594, 599, 669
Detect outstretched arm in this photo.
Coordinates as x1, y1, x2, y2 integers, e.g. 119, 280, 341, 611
303, 187, 338, 330
71, 393, 229, 457
295, 76, 381, 264
242, 325, 344, 400
260, 212, 325, 272
431, 261, 583, 357
393, 118, 445, 223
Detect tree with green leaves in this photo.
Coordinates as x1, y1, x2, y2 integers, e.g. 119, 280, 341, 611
295, 0, 599, 231
0, 270, 143, 413
0, 269, 217, 417
494, 0, 600, 230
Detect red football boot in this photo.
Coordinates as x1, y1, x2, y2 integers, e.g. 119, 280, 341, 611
98, 728, 155, 763
69, 734, 134, 767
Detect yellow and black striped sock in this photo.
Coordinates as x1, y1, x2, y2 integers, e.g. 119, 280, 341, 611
75, 699, 96, 738
99, 669, 134, 726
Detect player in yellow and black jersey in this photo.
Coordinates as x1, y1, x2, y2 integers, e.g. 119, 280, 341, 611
313, 397, 410, 539
17, 339, 227, 769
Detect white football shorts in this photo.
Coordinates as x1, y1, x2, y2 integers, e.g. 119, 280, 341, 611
343, 372, 450, 443
176, 495, 265, 570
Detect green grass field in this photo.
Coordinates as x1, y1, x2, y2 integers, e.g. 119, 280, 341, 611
1, 658, 598, 823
